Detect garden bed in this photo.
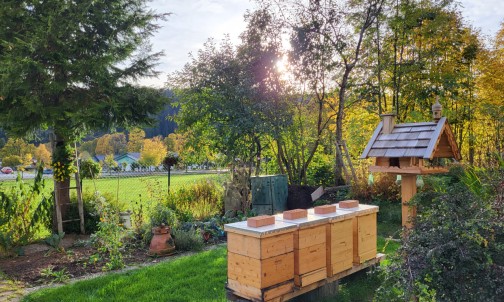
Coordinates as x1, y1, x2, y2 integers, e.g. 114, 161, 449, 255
0, 236, 225, 287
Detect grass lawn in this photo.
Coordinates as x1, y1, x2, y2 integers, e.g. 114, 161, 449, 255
23, 232, 401, 302
0, 173, 228, 208
23, 247, 228, 302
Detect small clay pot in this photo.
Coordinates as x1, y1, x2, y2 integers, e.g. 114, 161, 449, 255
149, 224, 176, 256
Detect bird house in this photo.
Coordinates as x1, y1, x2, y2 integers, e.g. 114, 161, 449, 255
360, 101, 461, 174
360, 99, 461, 228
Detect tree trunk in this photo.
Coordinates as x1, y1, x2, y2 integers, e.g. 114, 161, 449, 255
51, 133, 72, 233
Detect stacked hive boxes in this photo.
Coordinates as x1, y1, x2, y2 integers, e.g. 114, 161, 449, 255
224, 217, 297, 301
275, 209, 329, 287
225, 201, 379, 301
307, 205, 355, 277
337, 201, 379, 264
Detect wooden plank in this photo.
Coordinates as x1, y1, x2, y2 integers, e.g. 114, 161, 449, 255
261, 253, 295, 288
384, 148, 406, 157
227, 255, 387, 301
227, 232, 294, 259
311, 186, 325, 202
261, 233, 294, 259
295, 242, 326, 275
228, 252, 294, 289
424, 117, 446, 159
397, 132, 421, 140
228, 233, 261, 258
294, 267, 327, 287
378, 133, 400, 141
227, 279, 294, 302
368, 149, 387, 157
295, 225, 326, 249
391, 127, 411, 133
360, 121, 383, 159
279, 254, 386, 302
328, 219, 353, 276
357, 213, 377, 263
396, 122, 436, 127
418, 131, 434, 139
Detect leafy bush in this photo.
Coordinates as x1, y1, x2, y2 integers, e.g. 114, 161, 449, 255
171, 228, 204, 252
149, 203, 178, 227
306, 153, 335, 186
89, 193, 125, 271
376, 166, 504, 301
0, 165, 52, 252
65, 191, 116, 234
168, 180, 223, 221
350, 172, 400, 203
79, 158, 102, 179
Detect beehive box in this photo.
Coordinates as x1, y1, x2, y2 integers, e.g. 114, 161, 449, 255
336, 202, 379, 264
308, 207, 355, 277
275, 212, 329, 288
225, 220, 297, 301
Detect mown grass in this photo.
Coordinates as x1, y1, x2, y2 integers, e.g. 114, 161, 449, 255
0, 173, 228, 208
23, 247, 228, 302
23, 224, 402, 302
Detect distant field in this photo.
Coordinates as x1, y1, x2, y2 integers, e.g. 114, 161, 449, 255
0, 172, 229, 206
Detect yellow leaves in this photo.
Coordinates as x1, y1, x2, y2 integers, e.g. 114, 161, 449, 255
139, 136, 167, 167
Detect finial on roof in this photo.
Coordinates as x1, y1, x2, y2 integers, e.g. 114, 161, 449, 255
432, 96, 442, 122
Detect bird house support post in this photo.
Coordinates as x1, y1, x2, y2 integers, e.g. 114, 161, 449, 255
401, 174, 417, 228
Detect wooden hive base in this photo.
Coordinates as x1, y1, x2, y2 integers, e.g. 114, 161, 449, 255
227, 279, 294, 302
227, 254, 385, 302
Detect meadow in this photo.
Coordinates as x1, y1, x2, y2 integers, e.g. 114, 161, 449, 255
0, 172, 229, 208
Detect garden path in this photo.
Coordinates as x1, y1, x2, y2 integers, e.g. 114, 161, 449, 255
0, 276, 25, 302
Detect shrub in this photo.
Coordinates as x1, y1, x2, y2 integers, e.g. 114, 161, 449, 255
0, 165, 52, 252
171, 228, 204, 252
350, 172, 400, 203
89, 193, 125, 271
306, 153, 335, 186
169, 180, 223, 221
79, 158, 102, 179
376, 166, 504, 301
149, 203, 178, 228
65, 191, 117, 234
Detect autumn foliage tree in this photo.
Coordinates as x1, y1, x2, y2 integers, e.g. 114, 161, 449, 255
139, 137, 167, 168
127, 128, 146, 152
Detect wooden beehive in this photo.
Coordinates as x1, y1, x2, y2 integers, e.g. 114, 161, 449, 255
275, 213, 329, 288
337, 203, 379, 264
224, 220, 297, 301
308, 207, 355, 277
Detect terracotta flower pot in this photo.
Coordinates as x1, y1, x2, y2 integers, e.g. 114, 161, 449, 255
149, 224, 176, 256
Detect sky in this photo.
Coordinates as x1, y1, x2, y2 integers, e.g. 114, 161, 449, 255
139, 0, 504, 87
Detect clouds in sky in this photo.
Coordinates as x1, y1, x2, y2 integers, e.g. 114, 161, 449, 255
140, 0, 503, 87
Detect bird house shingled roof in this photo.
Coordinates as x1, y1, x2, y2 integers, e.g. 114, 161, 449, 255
360, 117, 461, 161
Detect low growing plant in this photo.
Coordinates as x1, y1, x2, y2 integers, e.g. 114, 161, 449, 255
40, 266, 70, 284
171, 228, 204, 252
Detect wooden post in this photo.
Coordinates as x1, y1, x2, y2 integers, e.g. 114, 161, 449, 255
401, 174, 417, 228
